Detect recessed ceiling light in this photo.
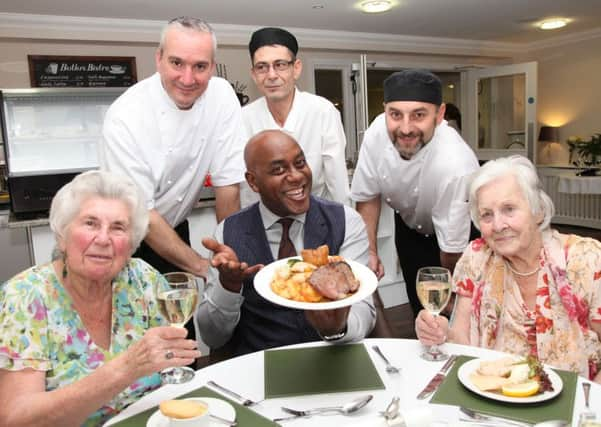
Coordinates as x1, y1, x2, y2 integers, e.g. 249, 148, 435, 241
361, 0, 392, 14
538, 18, 568, 30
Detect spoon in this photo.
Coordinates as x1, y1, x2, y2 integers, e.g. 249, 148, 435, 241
276, 395, 373, 420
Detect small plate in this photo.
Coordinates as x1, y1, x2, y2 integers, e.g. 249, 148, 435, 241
146, 397, 235, 427
253, 257, 377, 310
457, 358, 563, 403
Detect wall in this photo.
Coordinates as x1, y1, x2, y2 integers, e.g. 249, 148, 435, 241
0, 37, 503, 97
517, 35, 601, 165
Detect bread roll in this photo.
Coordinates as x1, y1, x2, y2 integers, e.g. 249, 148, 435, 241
159, 399, 208, 419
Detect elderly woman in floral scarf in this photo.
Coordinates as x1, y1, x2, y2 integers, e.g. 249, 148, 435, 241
416, 155, 601, 382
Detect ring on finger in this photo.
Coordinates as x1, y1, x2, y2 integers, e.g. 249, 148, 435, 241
165, 350, 175, 360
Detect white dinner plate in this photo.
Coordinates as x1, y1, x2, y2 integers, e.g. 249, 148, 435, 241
253, 257, 377, 310
146, 397, 236, 427
457, 358, 563, 404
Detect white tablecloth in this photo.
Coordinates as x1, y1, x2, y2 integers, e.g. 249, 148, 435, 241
105, 338, 600, 427
558, 173, 601, 194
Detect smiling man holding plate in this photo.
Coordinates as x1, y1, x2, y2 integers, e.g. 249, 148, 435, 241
196, 130, 376, 357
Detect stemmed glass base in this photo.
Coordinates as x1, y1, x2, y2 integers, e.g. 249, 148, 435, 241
160, 366, 195, 384
421, 344, 449, 361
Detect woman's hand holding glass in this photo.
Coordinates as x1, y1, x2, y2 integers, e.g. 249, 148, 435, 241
122, 326, 200, 379
416, 310, 449, 346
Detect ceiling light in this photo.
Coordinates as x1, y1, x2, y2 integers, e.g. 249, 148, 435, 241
361, 0, 392, 13
538, 18, 568, 30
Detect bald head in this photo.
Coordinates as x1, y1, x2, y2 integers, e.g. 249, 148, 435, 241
244, 130, 312, 217
244, 130, 296, 171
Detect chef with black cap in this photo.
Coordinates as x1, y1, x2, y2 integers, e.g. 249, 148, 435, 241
241, 27, 351, 206
351, 69, 479, 318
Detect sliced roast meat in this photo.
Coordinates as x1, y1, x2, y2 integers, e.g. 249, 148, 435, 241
308, 261, 360, 300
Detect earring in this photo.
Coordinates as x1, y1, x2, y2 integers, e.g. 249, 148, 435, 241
62, 254, 68, 279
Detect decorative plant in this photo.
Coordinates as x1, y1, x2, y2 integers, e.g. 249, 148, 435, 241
567, 133, 601, 168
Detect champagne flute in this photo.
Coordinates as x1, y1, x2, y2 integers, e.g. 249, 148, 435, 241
156, 271, 200, 384
416, 266, 452, 361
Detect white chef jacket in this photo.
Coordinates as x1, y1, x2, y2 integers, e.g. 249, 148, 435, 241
196, 201, 376, 349
351, 114, 479, 253
241, 88, 350, 206
100, 73, 245, 227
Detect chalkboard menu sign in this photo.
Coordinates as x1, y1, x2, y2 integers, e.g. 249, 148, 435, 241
28, 55, 137, 88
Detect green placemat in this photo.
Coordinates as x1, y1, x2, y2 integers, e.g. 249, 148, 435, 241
430, 355, 578, 424
264, 343, 385, 398
110, 386, 277, 427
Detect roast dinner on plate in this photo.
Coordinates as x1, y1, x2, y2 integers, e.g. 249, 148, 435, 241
269, 245, 360, 303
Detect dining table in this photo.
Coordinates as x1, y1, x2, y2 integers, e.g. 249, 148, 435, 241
105, 338, 600, 427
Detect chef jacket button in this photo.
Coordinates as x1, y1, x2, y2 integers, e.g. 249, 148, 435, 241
395, 210, 399, 214
417, 224, 422, 230
414, 188, 418, 193
382, 175, 387, 179
386, 197, 391, 203
177, 197, 183, 203
167, 180, 172, 185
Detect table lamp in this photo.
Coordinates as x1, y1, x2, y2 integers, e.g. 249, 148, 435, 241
539, 126, 560, 144
538, 125, 560, 164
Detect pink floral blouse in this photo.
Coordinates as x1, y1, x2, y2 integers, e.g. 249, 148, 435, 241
453, 229, 601, 380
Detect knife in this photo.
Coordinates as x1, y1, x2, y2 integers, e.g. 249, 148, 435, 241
416, 354, 458, 400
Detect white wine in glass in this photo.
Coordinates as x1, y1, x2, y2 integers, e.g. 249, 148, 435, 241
156, 271, 200, 384
416, 266, 452, 361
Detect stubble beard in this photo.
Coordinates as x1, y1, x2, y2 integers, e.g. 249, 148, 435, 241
392, 133, 425, 160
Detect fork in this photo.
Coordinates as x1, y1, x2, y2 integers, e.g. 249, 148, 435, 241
460, 407, 531, 427
207, 381, 261, 406
372, 345, 401, 374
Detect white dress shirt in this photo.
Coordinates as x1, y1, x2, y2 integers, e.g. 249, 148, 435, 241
241, 88, 350, 207
197, 201, 376, 349
351, 114, 479, 252
100, 73, 246, 227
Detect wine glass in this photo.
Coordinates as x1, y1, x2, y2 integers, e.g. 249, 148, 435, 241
416, 266, 452, 361
156, 271, 200, 384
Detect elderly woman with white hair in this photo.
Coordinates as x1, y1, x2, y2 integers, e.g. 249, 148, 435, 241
416, 155, 601, 382
0, 170, 200, 426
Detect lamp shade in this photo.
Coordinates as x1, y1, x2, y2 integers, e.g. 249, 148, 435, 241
538, 125, 560, 142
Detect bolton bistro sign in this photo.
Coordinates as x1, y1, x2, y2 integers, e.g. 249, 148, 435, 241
28, 55, 137, 88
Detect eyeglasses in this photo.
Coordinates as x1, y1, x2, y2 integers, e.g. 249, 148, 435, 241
252, 60, 295, 74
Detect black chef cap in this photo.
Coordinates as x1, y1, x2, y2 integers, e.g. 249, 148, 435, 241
383, 69, 442, 105
249, 27, 298, 58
